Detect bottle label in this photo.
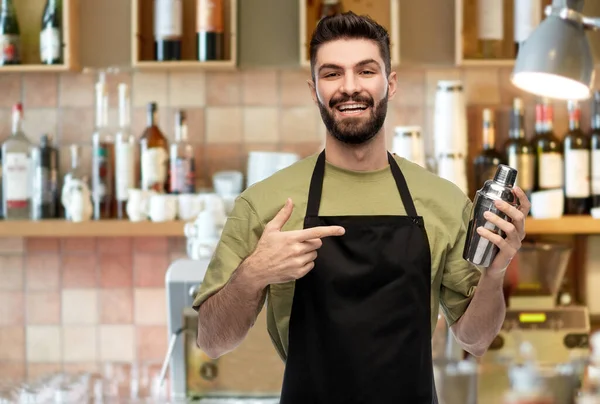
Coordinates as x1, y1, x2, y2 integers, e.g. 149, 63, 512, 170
593, 149, 600, 196
0, 34, 20, 63
92, 144, 112, 202
508, 153, 534, 192
155, 0, 183, 39
4, 153, 29, 208
170, 157, 196, 193
539, 152, 564, 189
115, 142, 135, 201
33, 166, 57, 205
197, 0, 224, 33
141, 147, 168, 191
477, 0, 504, 40
564, 149, 590, 197
514, 0, 541, 43
40, 27, 60, 62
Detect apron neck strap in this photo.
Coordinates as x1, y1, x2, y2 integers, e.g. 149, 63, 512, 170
306, 150, 419, 218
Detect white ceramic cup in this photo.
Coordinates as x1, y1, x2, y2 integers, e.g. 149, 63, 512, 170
178, 194, 203, 221
126, 189, 155, 222
212, 170, 243, 197
142, 194, 178, 222
530, 189, 564, 219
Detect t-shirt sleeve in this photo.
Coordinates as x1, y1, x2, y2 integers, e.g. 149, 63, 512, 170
439, 198, 482, 326
192, 195, 265, 311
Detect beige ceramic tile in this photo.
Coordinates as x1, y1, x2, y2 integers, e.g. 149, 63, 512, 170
205, 72, 241, 106
62, 326, 97, 362
425, 68, 462, 106
27, 363, 62, 380
280, 70, 313, 106
134, 237, 168, 253
99, 325, 134, 362
280, 107, 319, 143
23, 109, 59, 144
97, 237, 132, 254
0, 255, 23, 291
462, 67, 501, 105
134, 253, 169, 288
0, 327, 25, 361
393, 68, 426, 106
26, 292, 61, 325
0, 109, 12, 142
23, 73, 58, 108
26, 238, 60, 252
169, 72, 206, 107
0, 238, 24, 254
0, 74, 21, 108
243, 107, 279, 143
132, 72, 169, 108
99, 253, 133, 288
0, 292, 24, 325
184, 108, 205, 144
0, 361, 25, 382
205, 107, 243, 143
59, 108, 94, 144
242, 70, 278, 106
61, 254, 97, 288
25, 254, 60, 291
59, 73, 95, 108
99, 289, 133, 324
26, 326, 61, 362
62, 289, 98, 325
136, 325, 167, 361
106, 71, 133, 107
61, 238, 96, 253
134, 288, 166, 325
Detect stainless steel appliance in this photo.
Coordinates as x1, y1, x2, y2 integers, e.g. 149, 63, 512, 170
162, 258, 285, 402
478, 242, 590, 404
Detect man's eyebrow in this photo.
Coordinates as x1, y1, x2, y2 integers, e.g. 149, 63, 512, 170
318, 59, 380, 73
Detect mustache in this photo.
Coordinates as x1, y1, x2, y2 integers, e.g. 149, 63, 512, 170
329, 94, 374, 109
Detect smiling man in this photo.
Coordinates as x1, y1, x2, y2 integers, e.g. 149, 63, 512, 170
192, 11, 530, 404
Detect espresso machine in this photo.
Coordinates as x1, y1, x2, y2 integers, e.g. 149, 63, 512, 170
478, 242, 591, 403
162, 258, 285, 403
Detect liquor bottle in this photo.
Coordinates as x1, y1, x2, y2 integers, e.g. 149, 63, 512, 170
563, 100, 591, 214
40, 0, 62, 64
154, 0, 182, 61
504, 97, 535, 200
91, 77, 115, 219
319, 0, 343, 20
197, 0, 224, 61
473, 108, 504, 190
115, 83, 136, 220
63, 144, 86, 220
140, 102, 169, 193
0, 0, 20, 65
513, 0, 541, 56
477, 0, 504, 59
2, 103, 31, 220
169, 110, 196, 194
31, 134, 58, 220
533, 100, 564, 191
591, 91, 600, 208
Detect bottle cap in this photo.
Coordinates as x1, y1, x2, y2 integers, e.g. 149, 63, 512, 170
493, 164, 518, 187
147, 102, 157, 113
513, 97, 523, 110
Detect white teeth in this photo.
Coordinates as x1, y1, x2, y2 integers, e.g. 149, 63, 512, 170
338, 103, 367, 111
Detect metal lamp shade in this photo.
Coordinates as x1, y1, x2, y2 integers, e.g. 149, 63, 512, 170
511, 15, 595, 101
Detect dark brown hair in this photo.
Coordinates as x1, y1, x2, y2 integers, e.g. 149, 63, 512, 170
309, 11, 391, 80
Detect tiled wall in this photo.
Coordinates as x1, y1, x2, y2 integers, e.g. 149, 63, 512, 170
0, 65, 591, 380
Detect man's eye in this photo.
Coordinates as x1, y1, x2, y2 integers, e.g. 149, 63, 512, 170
361, 70, 374, 75
324, 72, 339, 78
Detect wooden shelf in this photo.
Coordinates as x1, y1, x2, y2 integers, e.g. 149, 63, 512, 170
455, 0, 551, 66
0, 220, 187, 237
525, 216, 600, 235
131, 0, 237, 70
6, 0, 79, 72
299, 0, 400, 68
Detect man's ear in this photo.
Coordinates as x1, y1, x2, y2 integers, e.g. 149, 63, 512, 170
307, 79, 319, 105
387, 71, 398, 101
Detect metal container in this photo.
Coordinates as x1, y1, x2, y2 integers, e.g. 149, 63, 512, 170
463, 164, 518, 268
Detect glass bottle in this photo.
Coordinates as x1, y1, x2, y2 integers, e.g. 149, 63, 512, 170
31, 134, 59, 220
563, 100, 591, 215
169, 110, 196, 194
473, 108, 504, 189
115, 83, 136, 219
62, 144, 86, 220
590, 91, 600, 208
0, 0, 20, 65
504, 97, 535, 200
139, 102, 169, 193
533, 99, 564, 191
40, 0, 62, 64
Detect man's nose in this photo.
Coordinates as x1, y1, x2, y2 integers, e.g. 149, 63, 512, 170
340, 73, 361, 95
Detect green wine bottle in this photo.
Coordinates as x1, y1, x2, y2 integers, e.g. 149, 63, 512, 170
40, 0, 62, 64
0, 0, 20, 65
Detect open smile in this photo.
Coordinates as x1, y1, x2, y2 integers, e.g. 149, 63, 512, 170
335, 103, 370, 116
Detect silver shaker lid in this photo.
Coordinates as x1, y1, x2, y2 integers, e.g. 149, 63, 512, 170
493, 164, 518, 187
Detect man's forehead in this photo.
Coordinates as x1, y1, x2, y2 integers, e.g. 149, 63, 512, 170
315, 39, 384, 69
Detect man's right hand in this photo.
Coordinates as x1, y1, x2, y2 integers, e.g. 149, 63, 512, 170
244, 198, 345, 287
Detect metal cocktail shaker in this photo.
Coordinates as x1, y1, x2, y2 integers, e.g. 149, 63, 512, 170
463, 164, 518, 268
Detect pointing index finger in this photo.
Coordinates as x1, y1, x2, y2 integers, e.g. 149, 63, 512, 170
290, 226, 346, 241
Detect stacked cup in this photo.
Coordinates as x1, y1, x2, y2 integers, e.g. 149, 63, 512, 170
433, 80, 468, 194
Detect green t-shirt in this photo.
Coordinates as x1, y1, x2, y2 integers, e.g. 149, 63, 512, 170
192, 153, 481, 361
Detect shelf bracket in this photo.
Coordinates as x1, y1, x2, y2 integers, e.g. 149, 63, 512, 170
545, 5, 600, 31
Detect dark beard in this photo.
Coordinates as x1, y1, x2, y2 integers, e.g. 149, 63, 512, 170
318, 91, 388, 145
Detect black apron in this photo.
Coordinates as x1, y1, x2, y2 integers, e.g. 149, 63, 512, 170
280, 151, 437, 404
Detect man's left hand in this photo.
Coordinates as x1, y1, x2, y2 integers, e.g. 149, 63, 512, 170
476, 186, 531, 277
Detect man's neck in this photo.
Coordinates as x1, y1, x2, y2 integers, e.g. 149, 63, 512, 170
324, 132, 389, 171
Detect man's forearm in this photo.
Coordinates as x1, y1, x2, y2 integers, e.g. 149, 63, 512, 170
197, 259, 267, 359
450, 270, 506, 357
